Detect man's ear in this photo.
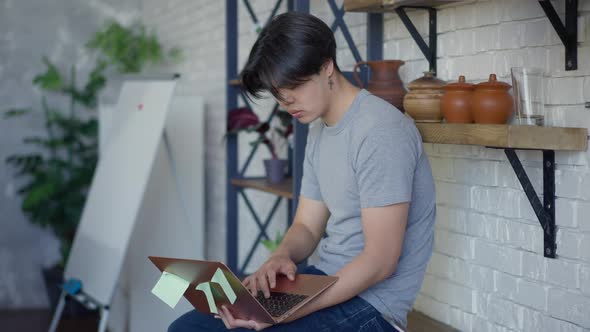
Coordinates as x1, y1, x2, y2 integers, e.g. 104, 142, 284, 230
323, 60, 335, 77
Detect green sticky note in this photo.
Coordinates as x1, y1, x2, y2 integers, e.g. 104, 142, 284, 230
151, 271, 190, 308
196, 282, 218, 314
211, 268, 237, 304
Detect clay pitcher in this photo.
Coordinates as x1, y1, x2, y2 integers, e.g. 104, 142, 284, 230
353, 60, 406, 112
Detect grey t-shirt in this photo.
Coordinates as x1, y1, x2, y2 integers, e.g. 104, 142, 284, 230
300, 89, 436, 328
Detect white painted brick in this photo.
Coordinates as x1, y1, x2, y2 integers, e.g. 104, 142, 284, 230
522, 19, 550, 47
494, 271, 518, 300
471, 187, 521, 219
473, 0, 501, 27
437, 7, 455, 33
435, 229, 475, 260
556, 169, 584, 199
498, 22, 524, 50
436, 206, 467, 233
467, 265, 495, 293
555, 198, 578, 228
429, 156, 454, 181
546, 258, 580, 288
436, 181, 471, 209
584, 77, 590, 101
581, 265, 590, 297
581, 173, 590, 201
437, 144, 482, 158
556, 229, 583, 260
449, 307, 474, 332
487, 295, 524, 330
466, 212, 498, 240
453, 159, 499, 186
580, 236, 590, 264
496, 219, 537, 252
454, 4, 478, 29
522, 251, 547, 281
474, 26, 499, 53
474, 291, 490, 318
548, 46, 590, 77
522, 306, 585, 332
422, 275, 475, 313
514, 279, 548, 311
413, 294, 451, 325
457, 29, 475, 56
580, 201, 590, 232
499, 0, 545, 22
548, 288, 590, 329
546, 77, 585, 105
473, 240, 523, 275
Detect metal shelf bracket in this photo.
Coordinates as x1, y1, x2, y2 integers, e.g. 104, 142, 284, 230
395, 6, 437, 74
539, 0, 578, 71
504, 149, 556, 258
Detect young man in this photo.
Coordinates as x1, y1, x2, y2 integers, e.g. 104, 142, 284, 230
169, 12, 435, 332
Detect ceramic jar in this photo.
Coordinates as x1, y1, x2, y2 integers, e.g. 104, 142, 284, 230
353, 60, 406, 111
472, 74, 513, 124
441, 75, 474, 123
403, 71, 446, 122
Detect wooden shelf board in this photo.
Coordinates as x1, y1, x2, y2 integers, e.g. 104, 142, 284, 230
416, 123, 588, 151
231, 177, 293, 199
344, 0, 463, 12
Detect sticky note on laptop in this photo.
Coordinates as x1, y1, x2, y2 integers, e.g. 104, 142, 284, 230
196, 282, 219, 314
151, 271, 190, 308
211, 268, 237, 304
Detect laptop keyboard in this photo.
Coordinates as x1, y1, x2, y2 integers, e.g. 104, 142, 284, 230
255, 292, 308, 317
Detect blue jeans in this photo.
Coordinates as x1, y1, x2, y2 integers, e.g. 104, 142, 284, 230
168, 265, 401, 332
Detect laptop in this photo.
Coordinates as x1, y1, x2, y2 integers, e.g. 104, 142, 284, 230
148, 256, 338, 324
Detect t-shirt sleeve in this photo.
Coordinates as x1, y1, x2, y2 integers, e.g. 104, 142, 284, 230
355, 124, 421, 209
300, 129, 323, 202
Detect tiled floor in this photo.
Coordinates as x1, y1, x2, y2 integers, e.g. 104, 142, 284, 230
0, 309, 455, 332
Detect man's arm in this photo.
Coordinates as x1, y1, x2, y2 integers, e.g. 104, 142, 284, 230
243, 196, 330, 297
273, 196, 330, 263
282, 202, 408, 323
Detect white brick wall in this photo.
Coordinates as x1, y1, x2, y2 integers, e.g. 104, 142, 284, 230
141, 0, 590, 331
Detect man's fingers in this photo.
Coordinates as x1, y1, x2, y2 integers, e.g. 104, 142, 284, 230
256, 272, 271, 298
266, 270, 276, 289
249, 276, 258, 297
279, 264, 296, 281
217, 307, 231, 329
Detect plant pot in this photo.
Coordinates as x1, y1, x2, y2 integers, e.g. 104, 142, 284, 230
42, 265, 99, 319
264, 159, 287, 184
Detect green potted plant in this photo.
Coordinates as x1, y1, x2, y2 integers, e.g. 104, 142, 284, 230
227, 107, 293, 183
4, 19, 180, 316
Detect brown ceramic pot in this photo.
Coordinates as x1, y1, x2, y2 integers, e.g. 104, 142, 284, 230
353, 60, 406, 112
403, 71, 446, 122
472, 74, 513, 124
441, 75, 474, 123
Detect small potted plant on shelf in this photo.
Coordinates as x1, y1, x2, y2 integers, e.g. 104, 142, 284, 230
227, 107, 293, 183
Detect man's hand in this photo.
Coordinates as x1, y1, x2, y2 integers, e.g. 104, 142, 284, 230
215, 305, 272, 331
242, 253, 297, 298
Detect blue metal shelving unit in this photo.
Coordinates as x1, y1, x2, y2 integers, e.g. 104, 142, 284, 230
226, 0, 383, 276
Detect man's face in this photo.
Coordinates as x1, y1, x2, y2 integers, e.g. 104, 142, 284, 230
276, 67, 331, 124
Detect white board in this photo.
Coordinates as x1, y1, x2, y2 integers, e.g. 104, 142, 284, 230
65, 80, 177, 306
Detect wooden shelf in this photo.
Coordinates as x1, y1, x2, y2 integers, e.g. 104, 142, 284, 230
231, 177, 293, 199
229, 79, 241, 86
344, 0, 462, 12
416, 123, 588, 151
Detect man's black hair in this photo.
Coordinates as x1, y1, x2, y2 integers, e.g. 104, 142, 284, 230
240, 12, 340, 101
